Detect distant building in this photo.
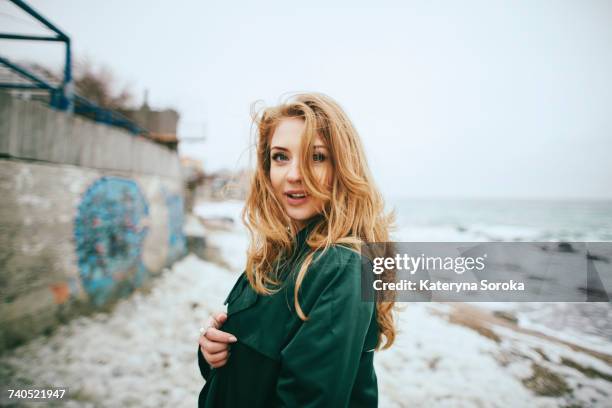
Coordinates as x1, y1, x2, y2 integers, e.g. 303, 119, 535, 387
124, 91, 180, 150
197, 169, 251, 201
181, 157, 206, 212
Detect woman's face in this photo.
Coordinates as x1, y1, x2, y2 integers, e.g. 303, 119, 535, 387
269, 118, 332, 230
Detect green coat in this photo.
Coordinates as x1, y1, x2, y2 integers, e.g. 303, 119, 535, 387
198, 222, 379, 407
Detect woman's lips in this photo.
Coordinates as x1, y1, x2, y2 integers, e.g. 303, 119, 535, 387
285, 192, 308, 206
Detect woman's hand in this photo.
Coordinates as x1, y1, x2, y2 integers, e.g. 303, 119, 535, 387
199, 312, 238, 369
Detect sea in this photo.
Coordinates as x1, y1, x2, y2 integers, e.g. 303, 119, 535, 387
388, 197, 612, 353
389, 197, 612, 242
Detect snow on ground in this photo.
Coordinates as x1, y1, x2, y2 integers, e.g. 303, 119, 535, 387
194, 200, 249, 272
376, 303, 559, 408
194, 200, 245, 224
491, 324, 612, 406
0, 255, 238, 408
207, 229, 249, 273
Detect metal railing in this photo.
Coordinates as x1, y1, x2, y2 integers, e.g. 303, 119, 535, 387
0, 0, 147, 135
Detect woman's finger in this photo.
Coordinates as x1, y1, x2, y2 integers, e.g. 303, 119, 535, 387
204, 349, 230, 367
210, 359, 228, 369
210, 351, 230, 368
198, 334, 209, 349
206, 350, 228, 364
212, 312, 228, 327
205, 327, 237, 343
203, 340, 228, 354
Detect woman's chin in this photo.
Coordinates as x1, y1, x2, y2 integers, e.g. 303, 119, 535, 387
286, 211, 314, 226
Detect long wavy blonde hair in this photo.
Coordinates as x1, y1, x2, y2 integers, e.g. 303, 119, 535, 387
242, 92, 396, 349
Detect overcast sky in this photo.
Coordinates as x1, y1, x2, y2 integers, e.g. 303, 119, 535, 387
1, 0, 611, 199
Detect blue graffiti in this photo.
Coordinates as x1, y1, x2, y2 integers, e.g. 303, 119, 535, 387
74, 177, 149, 305
164, 191, 186, 264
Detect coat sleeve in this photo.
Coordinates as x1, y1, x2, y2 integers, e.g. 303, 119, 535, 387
276, 247, 375, 407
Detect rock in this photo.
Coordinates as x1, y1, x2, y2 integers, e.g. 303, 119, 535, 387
493, 311, 519, 325
521, 363, 572, 397
557, 242, 575, 253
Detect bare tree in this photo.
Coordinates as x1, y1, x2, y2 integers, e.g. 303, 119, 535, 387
25, 57, 136, 111
73, 57, 135, 111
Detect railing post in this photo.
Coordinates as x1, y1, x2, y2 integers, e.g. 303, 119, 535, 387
61, 39, 74, 113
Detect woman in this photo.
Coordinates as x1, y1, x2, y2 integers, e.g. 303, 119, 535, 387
197, 93, 395, 407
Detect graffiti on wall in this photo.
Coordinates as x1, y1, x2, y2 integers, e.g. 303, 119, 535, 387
163, 189, 186, 265
74, 177, 149, 305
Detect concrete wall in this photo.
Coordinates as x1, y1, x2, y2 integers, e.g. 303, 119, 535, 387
0, 92, 180, 177
0, 92, 186, 351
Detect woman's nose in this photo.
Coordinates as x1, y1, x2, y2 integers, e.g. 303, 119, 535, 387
286, 159, 302, 183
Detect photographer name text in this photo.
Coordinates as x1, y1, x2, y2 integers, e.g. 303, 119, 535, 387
373, 279, 525, 292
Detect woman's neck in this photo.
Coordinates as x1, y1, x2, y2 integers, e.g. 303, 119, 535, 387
293, 214, 322, 235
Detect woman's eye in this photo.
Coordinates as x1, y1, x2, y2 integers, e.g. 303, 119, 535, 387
313, 152, 326, 162
272, 152, 288, 162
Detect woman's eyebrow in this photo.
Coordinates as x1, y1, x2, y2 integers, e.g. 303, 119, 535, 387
270, 145, 327, 150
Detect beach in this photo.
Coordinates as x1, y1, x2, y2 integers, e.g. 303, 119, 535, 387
1, 199, 611, 407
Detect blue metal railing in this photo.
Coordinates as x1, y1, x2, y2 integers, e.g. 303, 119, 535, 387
0, 0, 147, 135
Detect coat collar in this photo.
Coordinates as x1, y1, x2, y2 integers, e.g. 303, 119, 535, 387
293, 215, 323, 248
